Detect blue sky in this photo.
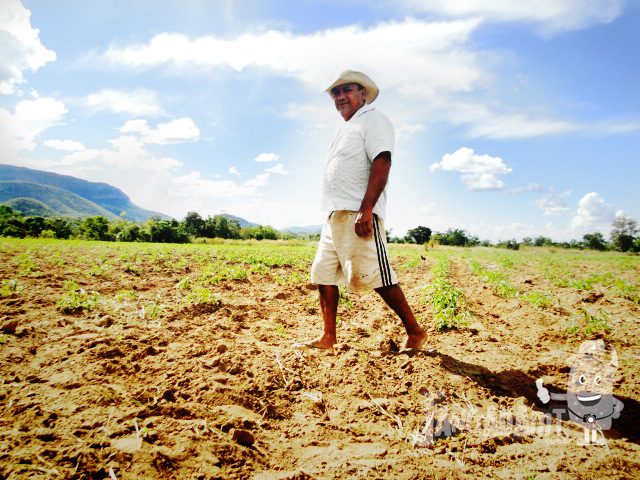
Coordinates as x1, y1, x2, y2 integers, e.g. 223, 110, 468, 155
1, 0, 638, 241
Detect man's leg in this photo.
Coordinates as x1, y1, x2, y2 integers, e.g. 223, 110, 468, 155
297, 284, 339, 349
375, 284, 427, 349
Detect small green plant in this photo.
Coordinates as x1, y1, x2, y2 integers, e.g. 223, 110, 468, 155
566, 308, 611, 336
274, 322, 288, 338
425, 279, 471, 331
18, 252, 38, 275
0, 279, 21, 296
115, 289, 136, 301
338, 286, 354, 308
615, 280, 639, 303
467, 258, 520, 298
146, 296, 166, 319
521, 290, 554, 309
57, 280, 100, 313
176, 276, 191, 290
425, 256, 470, 331
185, 288, 220, 306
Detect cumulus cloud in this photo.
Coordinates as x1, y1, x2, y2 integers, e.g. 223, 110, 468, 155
570, 192, 615, 232
85, 88, 164, 116
95, 17, 590, 140
0, 0, 56, 94
254, 152, 280, 162
508, 183, 572, 216
102, 135, 183, 171
430, 147, 511, 191
44, 139, 85, 151
119, 118, 200, 144
99, 18, 487, 97
396, 123, 427, 141
229, 166, 240, 176
0, 97, 67, 153
266, 163, 290, 175
392, 0, 623, 35
169, 170, 270, 199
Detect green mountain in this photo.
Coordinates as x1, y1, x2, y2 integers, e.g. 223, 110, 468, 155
0, 181, 118, 219
0, 164, 170, 221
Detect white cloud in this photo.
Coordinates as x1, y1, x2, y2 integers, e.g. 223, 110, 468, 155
169, 170, 270, 200
508, 183, 572, 216
570, 192, 615, 233
100, 18, 487, 97
0, 97, 67, 153
396, 123, 426, 141
430, 147, 511, 191
102, 135, 183, 171
467, 113, 578, 139
44, 139, 85, 151
254, 152, 280, 162
96, 18, 592, 141
229, 166, 240, 176
243, 173, 270, 188
61, 149, 103, 165
0, 0, 56, 94
392, 0, 623, 35
85, 88, 164, 116
118, 118, 200, 144
266, 163, 290, 175
533, 189, 572, 216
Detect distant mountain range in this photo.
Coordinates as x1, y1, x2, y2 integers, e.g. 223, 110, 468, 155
281, 224, 323, 235
0, 164, 324, 233
0, 164, 169, 222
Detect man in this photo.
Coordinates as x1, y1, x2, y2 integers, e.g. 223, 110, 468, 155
299, 70, 427, 351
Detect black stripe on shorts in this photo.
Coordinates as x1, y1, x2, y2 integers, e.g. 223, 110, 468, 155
373, 214, 393, 287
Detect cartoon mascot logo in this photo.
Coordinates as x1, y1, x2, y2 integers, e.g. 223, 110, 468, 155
537, 339, 624, 445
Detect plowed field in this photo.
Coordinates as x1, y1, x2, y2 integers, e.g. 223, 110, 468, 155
1, 239, 639, 479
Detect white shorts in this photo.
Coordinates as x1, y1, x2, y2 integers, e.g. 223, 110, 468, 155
310, 210, 398, 292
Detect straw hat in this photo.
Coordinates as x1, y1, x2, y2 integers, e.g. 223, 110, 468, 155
326, 70, 379, 104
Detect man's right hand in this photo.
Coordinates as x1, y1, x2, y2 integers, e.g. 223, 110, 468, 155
354, 208, 373, 238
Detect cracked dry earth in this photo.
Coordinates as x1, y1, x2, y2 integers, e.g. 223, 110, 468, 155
1, 240, 640, 479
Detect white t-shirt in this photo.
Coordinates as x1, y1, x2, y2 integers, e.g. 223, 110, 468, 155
320, 105, 395, 222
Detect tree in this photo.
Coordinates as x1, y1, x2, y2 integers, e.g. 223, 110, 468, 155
433, 228, 468, 247
406, 226, 432, 244
583, 232, 607, 251
44, 218, 72, 239
81, 216, 110, 240
611, 214, 638, 252
534, 236, 553, 247
184, 211, 204, 237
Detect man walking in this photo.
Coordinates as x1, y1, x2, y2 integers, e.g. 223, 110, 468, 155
299, 70, 427, 350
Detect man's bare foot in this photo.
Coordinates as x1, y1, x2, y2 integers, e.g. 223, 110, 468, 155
402, 328, 428, 350
293, 335, 336, 350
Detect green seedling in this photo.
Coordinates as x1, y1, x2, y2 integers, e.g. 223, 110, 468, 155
0, 279, 21, 296
57, 280, 99, 313
425, 256, 471, 331
521, 290, 554, 309
566, 308, 611, 336
186, 288, 220, 306
274, 322, 288, 338
615, 280, 639, 303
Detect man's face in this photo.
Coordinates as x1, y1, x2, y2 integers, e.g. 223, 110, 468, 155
330, 82, 367, 121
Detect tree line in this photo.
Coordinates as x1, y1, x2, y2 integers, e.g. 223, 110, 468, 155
1, 204, 639, 252
392, 214, 640, 252
0, 207, 297, 243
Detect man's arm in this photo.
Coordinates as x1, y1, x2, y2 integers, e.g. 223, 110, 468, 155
355, 151, 391, 238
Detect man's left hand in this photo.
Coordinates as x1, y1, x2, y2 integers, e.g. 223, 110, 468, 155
355, 209, 374, 238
